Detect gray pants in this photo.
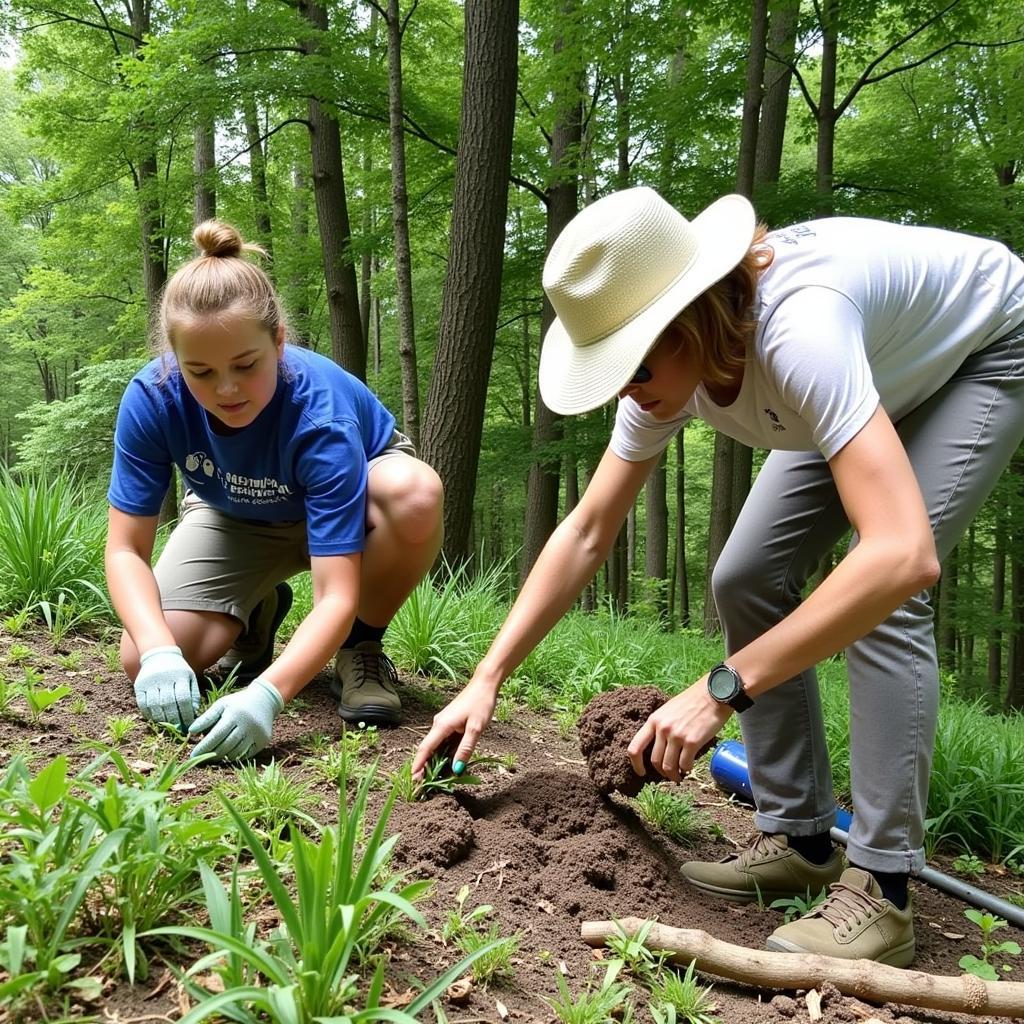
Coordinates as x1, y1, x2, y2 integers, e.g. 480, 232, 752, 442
712, 327, 1024, 874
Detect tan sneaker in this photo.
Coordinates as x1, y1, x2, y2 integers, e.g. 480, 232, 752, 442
681, 832, 844, 903
766, 867, 915, 966
216, 583, 293, 684
332, 640, 402, 726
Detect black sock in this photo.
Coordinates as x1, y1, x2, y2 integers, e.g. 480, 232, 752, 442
786, 831, 834, 865
342, 617, 386, 649
862, 867, 909, 909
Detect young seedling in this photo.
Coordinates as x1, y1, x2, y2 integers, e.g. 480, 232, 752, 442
106, 715, 136, 745
3, 607, 31, 635
770, 886, 828, 924
634, 785, 713, 845
605, 918, 671, 982
453, 923, 520, 986
442, 884, 494, 943
56, 651, 82, 671
545, 958, 635, 1024
648, 959, 721, 1024
403, 752, 505, 802
0, 673, 18, 718
22, 670, 71, 724
958, 908, 1021, 980
953, 853, 986, 878
7, 642, 31, 665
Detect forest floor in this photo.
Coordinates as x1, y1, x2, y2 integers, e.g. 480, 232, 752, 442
2, 628, 1024, 1024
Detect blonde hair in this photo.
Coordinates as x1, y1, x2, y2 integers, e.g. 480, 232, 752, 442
157, 220, 285, 363
670, 223, 772, 387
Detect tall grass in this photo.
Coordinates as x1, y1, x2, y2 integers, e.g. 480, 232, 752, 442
0, 469, 109, 623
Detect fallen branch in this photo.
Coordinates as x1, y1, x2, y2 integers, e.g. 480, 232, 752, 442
580, 918, 1024, 1018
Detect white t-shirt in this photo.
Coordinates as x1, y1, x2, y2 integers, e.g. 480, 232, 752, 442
610, 217, 1024, 462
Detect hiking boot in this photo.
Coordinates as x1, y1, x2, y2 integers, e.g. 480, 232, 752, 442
332, 640, 402, 726
765, 867, 916, 966
216, 582, 293, 685
680, 832, 845, 904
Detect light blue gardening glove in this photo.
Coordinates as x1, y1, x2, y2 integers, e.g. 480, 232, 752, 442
188, 676, 284, 762
134, 645, 200, 731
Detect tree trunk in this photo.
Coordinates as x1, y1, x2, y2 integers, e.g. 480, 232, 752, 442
754, 0, 798, 187
736, 0, 769, 197
242, 94, 273, 257
937, 547, 957, 674
289, 163, 311, 346
420, 0, 519, 565
988, 493, 1007, 701
193, 119, 216, 225
360, 146, 373, 355
385, 0, 421, 448
645, 452, 668, 622
300, 1, 366, 377
815, 1, 838, 214
704, 433, 735, 636
521, 2, 583, 582
1006, 454, 1024, 711
674, 431, 689, 627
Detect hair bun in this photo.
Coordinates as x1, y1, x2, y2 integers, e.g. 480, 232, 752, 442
193, 220, 245, 259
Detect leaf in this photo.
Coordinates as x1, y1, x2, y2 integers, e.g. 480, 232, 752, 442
495, 998, 509, 1019
942, 932, 966, 939
537, 899, 556, 915
29, 754, 68, 810
445, 976, 473, 1004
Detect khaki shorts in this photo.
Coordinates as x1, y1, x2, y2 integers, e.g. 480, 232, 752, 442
153, 429, 416, 625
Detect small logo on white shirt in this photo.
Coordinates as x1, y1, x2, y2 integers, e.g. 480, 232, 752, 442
764, 408, 786, 432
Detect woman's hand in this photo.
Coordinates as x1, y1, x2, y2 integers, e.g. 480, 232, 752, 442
626, 675, 731, 782
412, 678, 499, 778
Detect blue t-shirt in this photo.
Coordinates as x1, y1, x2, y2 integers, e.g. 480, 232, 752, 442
108, 346, 397, 556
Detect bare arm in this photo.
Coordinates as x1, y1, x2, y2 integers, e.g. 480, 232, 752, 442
413, 445, 660, 772
630, 406, 941, 780
104, 507, 176, 655
261, 553, 360, 702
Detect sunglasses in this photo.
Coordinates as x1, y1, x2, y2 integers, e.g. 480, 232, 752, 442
628, 364, 652, 385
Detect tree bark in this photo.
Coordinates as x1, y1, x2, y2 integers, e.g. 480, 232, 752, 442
736, 0, 769, 197
521, 1, 583, 582
815, 1, 839, 214
385, 0, 421, 448
674, 431, 689, 627
704, 432, 735, 635
299, 1, 366, 377
242, 93, 273, 257
754, 0, 798, 187
193, 119, 216, 226
581, 918, 1024, 1018
988, 493, 1007, 701
645, 452, 668, 621
420, 0, 519, 565
289, 163, 311, 347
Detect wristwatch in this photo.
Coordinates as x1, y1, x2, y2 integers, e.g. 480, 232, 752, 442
707, 662, 754, 713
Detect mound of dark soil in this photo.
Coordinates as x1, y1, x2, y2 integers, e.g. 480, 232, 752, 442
387, 794, 475, 870
577, 685, 666, 796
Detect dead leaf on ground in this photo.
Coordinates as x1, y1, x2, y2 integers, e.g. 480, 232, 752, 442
942, 931, 966, 940
537, 899, 555, 915
495, 998, 509, 1019
381, 986, 416, 1008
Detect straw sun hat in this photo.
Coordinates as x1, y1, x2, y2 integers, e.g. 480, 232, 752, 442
538, 187, 756, 416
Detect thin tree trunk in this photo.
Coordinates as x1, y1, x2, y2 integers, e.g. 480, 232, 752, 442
675, 431, 689, 627
194, 120, 216, 225
645, 452, 668, 622
736, 0, 768, 197
815, 1, 838, 214
521, 1, 583, 582
300, 0, 366, 377
754, 0, 798, 188
290, 163, 311, 347
242, 94, 273, 257
420, 0, 519, 565
704, 433, 735, 636
385, 0, 421, 447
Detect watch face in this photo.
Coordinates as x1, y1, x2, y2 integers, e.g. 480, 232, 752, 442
709, 666, 739, 701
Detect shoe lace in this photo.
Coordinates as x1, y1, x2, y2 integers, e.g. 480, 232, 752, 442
351, 648, 399, 693
732, 831, 784, 867
809, 880, 883, 929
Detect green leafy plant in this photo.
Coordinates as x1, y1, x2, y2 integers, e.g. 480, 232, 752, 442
546, 958, 635, 1024
56, 651, 82, 670
634, 785, 712, 845
442, 884, 494, 943
958, 909, 1021, 980
314, 725, 380, 785
106, 714, 135, 745
146, 759, 500, 1022
23, 675, 71, 723
0, 673, 18, 717
454, 923, 520, 986
406, 752, 506, 801
6, 642, 31, 664
770, 886, 829, 924
605, 919, 670, 982
221, 759, 318, 840
953, 853, 986, 878
648, 959, 721, 1024
3, 607, 31, 635
37, 592, 94, 648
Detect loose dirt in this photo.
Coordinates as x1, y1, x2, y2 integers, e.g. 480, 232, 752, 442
2, 629, 1023, 1024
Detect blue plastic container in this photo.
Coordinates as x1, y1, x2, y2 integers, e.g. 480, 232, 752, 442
709, 739, 854, 832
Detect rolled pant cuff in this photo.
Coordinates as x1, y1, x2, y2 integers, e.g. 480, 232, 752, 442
754, 809, 837, 836
845, 839, 924, 876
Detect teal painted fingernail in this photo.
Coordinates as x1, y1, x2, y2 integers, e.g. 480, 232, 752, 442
453, 759, 465, 775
